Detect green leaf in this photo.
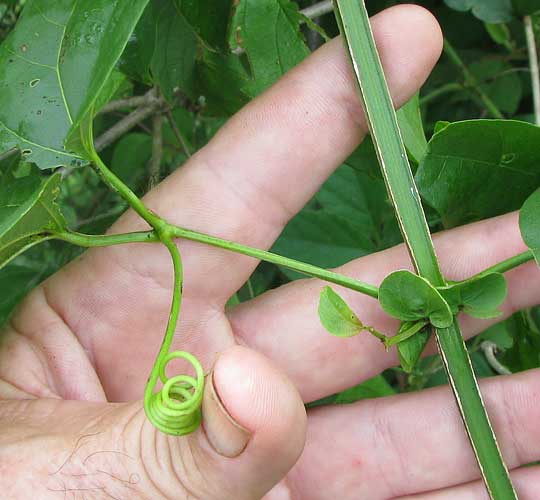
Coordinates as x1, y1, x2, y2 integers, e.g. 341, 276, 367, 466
416, 120, 540, 228
111, 133, 152, 191
469, 59, 523, 115
485, 23, 513, 49
334, 375, 395, 404
0, 262, 40, 326
398, 326, 430, 373
318, 286, 363, 337
500, 310, 540, 371
397, 93, 428, 165
230, 0, 310, 97
178, 0, 233, 50
151, 0, 198, 103
195, 50, 249, 116
512, 0, 540, 16
440, 273, 508, 319
272, 164, 399, 280
444, 0, 513, 23
0, 169, 65, 271
519, 187, 540, 264
379, 270, 453, 328
0, 0, 150, 167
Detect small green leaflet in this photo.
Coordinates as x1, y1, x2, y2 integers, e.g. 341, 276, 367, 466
379, 270, 453, 328
0, 170, 65, 271
519, 187, 540, 264
318, 286, 363, 337
439, 273, 508, 319
397, 326, 430, 373
0, 0, 150, 168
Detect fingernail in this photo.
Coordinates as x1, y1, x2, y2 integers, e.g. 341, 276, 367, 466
202, 369, 251, 458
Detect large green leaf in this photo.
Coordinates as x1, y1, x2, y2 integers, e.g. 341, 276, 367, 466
229, 0, 310, 97
444, 0, 513, 23
0, 170, 65, 270
0, 0, 150, 168
416, 120, 540, 227
151, 0, 198, 103
519, 187, 540, 263
177, 0, 233, 50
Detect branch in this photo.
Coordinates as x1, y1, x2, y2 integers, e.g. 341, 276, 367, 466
95, 103, 163, 152
148, 113, 164, 190
524, 15, 540, 125
0, 147, 18, 162
302, 1, 333, 19
99, 88, 162, 114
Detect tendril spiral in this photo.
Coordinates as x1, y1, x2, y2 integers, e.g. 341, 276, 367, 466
143, 237, 205, 437
144, 351, 205, 436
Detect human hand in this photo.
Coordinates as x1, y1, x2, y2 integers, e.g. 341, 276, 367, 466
1, 5, 539, 499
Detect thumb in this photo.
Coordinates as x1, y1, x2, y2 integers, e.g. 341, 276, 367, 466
2, 346, 306, 500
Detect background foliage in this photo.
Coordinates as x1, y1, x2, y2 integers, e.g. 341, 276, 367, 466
1, 0, 539, 404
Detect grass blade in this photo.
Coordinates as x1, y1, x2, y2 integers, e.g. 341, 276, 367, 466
333, 1, 517, 497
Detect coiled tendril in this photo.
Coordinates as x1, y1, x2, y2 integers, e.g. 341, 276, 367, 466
144, 351, 204, 436
144, 237, 205, 436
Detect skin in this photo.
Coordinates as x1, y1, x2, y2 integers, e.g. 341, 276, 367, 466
0, 5, 539, 499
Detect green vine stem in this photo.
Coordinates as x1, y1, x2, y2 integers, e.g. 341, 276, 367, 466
168, 226, 379, 298
470, 250, 534, 280
333, 1, 517, 498
52, 227, 379, 298
53, 230, 159, 247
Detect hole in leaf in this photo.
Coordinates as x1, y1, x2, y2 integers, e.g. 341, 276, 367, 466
29, 78, 40, 88
501, 153, 516, 164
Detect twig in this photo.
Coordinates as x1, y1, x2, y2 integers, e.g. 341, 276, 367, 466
95, 104, 162, 152
99, 89, 162, 114
481, 341, 512, 375
302, 0, 333, 19
0, 147, 18, 162
524, 15, 540, 125
147, 113, 164, 190
165, 109, 191, 157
